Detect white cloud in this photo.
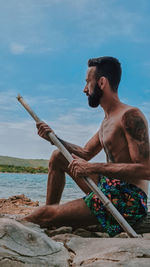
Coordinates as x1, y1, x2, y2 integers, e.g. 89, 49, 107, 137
10, 43, 26, 55
0, 120, 52, 158
0, 90, 68, 121
0, 90, 18, 113
0, 117, 106, 162
0, 98, 106, 162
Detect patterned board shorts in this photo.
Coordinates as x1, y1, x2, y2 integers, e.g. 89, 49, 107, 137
83, 175, 147, 237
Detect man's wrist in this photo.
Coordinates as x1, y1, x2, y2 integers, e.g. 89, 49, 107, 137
86, 163, 98, 175
87, 162, 104, 176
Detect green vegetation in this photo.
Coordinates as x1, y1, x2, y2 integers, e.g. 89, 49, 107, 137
0, 156, 49, 173
0, 164, 48, 173
0, 156, 48, 168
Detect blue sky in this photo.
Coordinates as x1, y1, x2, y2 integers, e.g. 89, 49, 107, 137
0, 0, 150, 160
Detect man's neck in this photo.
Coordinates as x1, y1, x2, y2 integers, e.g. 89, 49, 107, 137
100, 93, 122, 118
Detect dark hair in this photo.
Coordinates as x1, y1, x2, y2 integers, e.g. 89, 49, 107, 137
88, 56, 122, 92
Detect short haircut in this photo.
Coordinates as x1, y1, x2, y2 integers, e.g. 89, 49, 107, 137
88, 56, 122, 92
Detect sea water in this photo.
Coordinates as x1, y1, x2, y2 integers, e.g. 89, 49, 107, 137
0, 173, 83, 204
0, 173, 150, 208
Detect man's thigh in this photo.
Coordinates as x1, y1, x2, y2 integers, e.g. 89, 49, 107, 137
52, 198, 99, 228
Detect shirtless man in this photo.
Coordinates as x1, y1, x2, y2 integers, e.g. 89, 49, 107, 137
24, 57, 150, 236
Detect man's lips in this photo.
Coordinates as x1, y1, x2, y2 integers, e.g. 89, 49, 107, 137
83, 91, 89, 96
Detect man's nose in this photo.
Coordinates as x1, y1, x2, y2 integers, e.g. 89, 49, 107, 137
83, 85, 88, 93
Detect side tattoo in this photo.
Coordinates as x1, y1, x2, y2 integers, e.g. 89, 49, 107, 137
122, 109, 149, 159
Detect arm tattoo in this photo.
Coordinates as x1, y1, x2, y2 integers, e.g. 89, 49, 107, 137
122, 109, 149, 159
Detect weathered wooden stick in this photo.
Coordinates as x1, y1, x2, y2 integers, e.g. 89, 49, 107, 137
17, 94, 139, 238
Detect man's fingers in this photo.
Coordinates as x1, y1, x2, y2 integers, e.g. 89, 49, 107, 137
72, 153, 80, 159
36, 121, 54, 145
38, 126, 51, 134
38, 125, 52, 132
36, 121, 45, 129
68, 160, 77, 174
36, 122, 53, 132
38, 129, 51, 138
68, 159, 75, 169
69, 164, 76, 177
37, 122, 54, 138
69, 160, 85, 178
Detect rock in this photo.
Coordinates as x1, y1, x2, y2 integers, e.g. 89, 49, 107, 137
0, 218, 69, 266
72, 228, 110, 238
93, 232, 109, 238
51, 233, 78, 243
86, 224, 103, 232
46, 226, 72, 237
133, 212, 150, 234
67, 237, 150, 266
73, 228, 94, 238
0, 194, 39, 216
115, 232, 129, 238
9, 194, 39, 206
142, 233, 150, 239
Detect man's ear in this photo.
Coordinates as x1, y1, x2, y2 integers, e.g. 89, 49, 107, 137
97, 76, 107, 90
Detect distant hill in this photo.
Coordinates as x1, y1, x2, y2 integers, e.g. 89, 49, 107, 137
0, 156, 49, 168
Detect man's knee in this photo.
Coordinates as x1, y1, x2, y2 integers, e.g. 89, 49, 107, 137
49, 149, 61, 167
41, 205, 57, 217
37, 205, 58, 226
49, 149, 68, 170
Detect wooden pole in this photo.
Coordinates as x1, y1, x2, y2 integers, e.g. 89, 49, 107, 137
17, 94, 139, 238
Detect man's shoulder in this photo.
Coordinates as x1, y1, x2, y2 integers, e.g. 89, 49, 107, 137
121, 105, 147, 125
120, 105, 149, 142
121, 104, 140, 113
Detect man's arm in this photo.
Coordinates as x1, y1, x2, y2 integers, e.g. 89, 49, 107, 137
36, 122, 102, 161
69, 109, 150, 182
57, 131, 102, 160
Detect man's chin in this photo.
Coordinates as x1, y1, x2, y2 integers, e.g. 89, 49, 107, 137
88, 100, 100, 108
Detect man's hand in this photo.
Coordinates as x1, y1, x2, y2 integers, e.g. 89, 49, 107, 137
68, 154, 91, 178
36, 121, 55, 145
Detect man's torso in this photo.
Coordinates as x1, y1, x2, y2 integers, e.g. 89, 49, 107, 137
99, 104, 149, 194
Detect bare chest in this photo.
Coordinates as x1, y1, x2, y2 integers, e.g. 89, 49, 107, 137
99, 118, 121, 147
99, 117, 128, 163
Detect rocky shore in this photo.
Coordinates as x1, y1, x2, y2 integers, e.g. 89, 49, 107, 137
0, 194, 39, 216
0, 195, 150, 266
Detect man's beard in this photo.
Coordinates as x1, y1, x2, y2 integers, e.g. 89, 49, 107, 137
88, 83, 103, 108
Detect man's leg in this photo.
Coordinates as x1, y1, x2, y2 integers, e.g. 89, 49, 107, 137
46, 150, 99, 205
24, 198, 99, 228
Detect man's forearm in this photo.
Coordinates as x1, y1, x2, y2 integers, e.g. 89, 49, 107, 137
57, 137, 90, 160
88, 162, 150, 182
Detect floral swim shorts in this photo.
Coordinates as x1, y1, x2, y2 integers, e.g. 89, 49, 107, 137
83, 176, 147, 237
